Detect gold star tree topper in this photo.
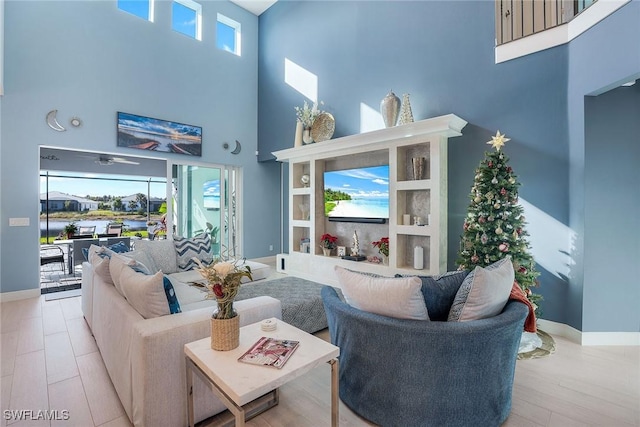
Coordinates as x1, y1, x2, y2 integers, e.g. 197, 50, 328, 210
487, 130, 510, 151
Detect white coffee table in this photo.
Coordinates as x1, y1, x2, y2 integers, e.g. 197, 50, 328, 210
184, 318, 340, 427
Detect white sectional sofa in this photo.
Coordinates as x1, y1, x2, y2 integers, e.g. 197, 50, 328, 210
81, 239, 281, 427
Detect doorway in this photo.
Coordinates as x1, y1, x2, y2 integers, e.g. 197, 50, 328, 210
39, 146, 167, 293
171, 163, 242, 259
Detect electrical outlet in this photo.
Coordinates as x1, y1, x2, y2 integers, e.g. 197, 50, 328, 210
269, 245, 274, 251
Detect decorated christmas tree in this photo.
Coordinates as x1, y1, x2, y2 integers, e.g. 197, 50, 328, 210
457, 131, 542, 315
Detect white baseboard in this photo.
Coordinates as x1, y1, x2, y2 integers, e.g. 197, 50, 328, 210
581, 332, 640, 346
250, 255, 277, 265
538, 318, 640, 346
0, 288, 41, 303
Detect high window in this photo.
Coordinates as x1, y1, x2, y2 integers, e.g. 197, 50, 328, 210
217, 13, 241, 56
117, 0, 154, 22
172, 0, 202, 41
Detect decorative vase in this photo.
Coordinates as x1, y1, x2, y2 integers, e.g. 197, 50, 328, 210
412, 157, 426, 180
210, 313, 240, 351
322, 247, 332, 257
382, 254, 389, 265
302, 127, 314, 144
380, 90, 401, 128
398, 93, 414, 125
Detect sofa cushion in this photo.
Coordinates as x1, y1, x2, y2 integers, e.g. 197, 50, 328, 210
134, 239, 179, 274
396, 270, 468, 321
334, 266, 429, 320
448, 257, 514, 322
173, 233, 213, 271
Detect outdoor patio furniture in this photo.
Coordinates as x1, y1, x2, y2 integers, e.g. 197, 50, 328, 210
106, 223, 123, 236
40, 245, 66, 274
78, 225, 96, 236
72, 238, 99, 271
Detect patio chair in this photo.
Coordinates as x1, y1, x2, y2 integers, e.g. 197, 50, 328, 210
40, 245, 65, 274
72, 238, 99, 270
77, 225, 96, 236
106, 223, 123, 237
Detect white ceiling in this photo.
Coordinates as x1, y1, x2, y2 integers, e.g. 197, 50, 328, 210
230, 0, 277, 16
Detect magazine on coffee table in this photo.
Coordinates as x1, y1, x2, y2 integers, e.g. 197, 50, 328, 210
238, 336, 300, 369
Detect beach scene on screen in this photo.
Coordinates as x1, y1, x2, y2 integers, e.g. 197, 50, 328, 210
324, 165, 389, 219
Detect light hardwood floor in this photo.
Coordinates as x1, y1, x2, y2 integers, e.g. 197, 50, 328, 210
1, 295, 638, 427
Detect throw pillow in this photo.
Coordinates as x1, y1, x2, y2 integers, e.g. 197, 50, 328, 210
162, 276, 182, 314
334, 266, 429, 320
173, 233, 213, 271
118, 268, 172, 319
108, 241, 130, 253
396, 270, 469, 321
447, 257, 514, 322
134, 239, 179, 274
82, 240, 129, 261
122, 250, 159, 274
88, 245, 114, 285
108, 253, 139, 296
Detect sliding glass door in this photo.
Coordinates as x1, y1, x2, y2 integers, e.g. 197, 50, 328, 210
170, 163, 241, 259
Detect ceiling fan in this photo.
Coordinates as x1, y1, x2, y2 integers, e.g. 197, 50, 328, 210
80, 154, 140, 166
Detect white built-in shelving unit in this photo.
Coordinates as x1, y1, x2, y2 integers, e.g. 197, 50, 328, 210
272, 114, 467, 286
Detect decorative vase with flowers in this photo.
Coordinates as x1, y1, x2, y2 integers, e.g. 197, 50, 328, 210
320, 233, 338, 256
295, 100, 325, 144
195, 258, 252, 350
372, 237, 390, 265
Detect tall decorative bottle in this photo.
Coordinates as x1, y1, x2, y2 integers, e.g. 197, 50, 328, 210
398, 93, 414, 125
380, 90, 401, 128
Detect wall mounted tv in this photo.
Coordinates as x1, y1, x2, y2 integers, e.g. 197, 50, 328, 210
324, 165, 389, 224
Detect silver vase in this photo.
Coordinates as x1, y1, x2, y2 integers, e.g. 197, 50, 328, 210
380, 90, 401, 128
412, 157, 426, 180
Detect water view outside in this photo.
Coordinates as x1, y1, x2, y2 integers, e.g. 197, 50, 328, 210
39, 172, 168, 240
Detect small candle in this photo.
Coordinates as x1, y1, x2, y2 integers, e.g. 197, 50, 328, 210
294, 120, 303, 148
414, 246, 424, 270
403, 214, 411, 225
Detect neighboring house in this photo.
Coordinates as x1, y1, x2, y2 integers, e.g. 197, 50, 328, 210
39, 191, 99, 212
118, 195, 166, 212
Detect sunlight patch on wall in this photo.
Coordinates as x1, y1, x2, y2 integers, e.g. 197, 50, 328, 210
359, 102, 385, 133
520, 198, 576, 280
284, 58, 317, 102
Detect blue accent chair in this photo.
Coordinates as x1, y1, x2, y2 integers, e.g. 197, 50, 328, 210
321, 285, 528, 427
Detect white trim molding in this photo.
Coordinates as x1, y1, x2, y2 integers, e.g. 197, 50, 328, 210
581, 332, 640, 346
0, 288, 41, 303
496, 0, 631, 63
538, 318, 640, 346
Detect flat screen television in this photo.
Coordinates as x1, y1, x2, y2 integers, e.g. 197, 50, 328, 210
323, 165, 389, 223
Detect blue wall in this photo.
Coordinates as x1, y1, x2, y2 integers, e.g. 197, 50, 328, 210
570, 1, 640, 333
0, 0, 281, 294
258, 1, 571, 325
584, 83, 640, 332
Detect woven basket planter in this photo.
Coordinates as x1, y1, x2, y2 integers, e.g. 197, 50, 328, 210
210, 315, 240, 351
